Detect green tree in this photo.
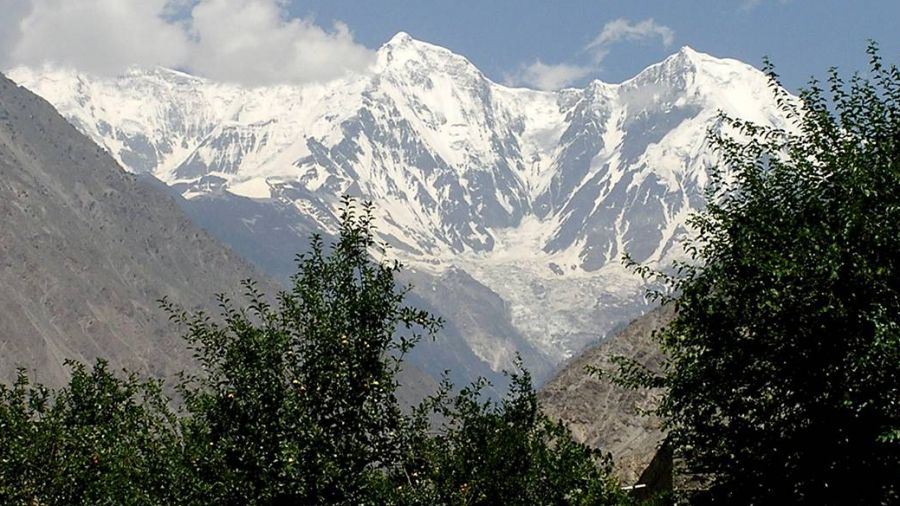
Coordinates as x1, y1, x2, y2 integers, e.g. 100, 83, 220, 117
626, 44, 900, 504
397, 364, 627, 505
169, 197, 629, 505
168, 198, 442, 504
1, 198, 630, 505
0, 361, 182, 505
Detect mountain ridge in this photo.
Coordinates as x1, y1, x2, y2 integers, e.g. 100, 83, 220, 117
7, 35, 791, 377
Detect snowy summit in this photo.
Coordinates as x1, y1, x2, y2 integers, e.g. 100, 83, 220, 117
9, 34, 791, 370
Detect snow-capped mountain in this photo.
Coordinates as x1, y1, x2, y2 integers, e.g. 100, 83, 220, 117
9, 33, 789, 379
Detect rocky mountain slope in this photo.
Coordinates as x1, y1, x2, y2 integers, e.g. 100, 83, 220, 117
0, 72, 444, 410
0, 72, 275, 386
9, 34, 790, 381
539, 305, 674, 484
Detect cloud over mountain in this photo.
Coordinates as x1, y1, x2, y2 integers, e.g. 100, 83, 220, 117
585, 18, 675, 63
504, 60, 595, 91
505, 18, 675, 91
0, 0, 374, 85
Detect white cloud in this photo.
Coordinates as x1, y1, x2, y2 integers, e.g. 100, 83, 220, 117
10, 0, 191, 75
504, 60, 594, 91
0, 0, 375, 85
187, 0, 373, 85
505, 18, 676, 91
585, 18, 675, 63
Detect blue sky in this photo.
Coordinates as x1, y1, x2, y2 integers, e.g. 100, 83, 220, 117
1, 1, 896, 91
288, 0, 899, 91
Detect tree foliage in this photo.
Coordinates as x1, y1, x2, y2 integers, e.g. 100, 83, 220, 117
166, 199, 442, 504
397, 366, 625, 505
627, 43, 900, 504
1, 198, 628, 505
0, 361, 182, 504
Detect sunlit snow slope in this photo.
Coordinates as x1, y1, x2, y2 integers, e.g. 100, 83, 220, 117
10, 33, 790, 376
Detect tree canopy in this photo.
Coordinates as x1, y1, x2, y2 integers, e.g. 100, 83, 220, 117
626, 43, 900, 504
0, 198, 629, 505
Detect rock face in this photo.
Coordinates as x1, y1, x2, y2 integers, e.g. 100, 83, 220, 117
9, 36, 791, 382
538, 305, 674, 484
0, 72, 269, 386
0, 72, 445, 409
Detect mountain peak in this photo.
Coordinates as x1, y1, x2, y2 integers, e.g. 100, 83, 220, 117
621, 44, 763, 91
9, 35, 791, 383
381, 31, 444, 54
667, 45, 759, 74
376, 32, 482, 80
660, 45, 708, 71
670, 45, 740, 71
387, 31, 414, 46
675, 45, 702, 59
